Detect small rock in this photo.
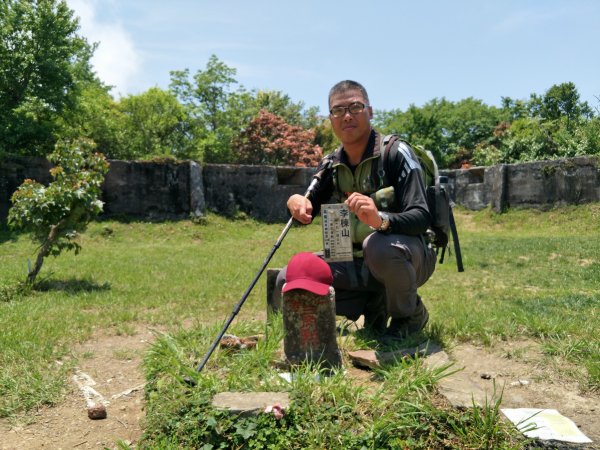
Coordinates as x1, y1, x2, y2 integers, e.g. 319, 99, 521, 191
87, 404, 107, 420
480, 372, 493, 380
509, 379, 530, 387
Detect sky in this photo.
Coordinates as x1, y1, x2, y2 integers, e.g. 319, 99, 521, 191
66, 0, 600, 116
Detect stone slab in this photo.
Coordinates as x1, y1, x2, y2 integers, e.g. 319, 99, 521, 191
347, 342, 443, 369
422, 349, 495, 408
212, 392, 290, 416
348, 343, 494, 409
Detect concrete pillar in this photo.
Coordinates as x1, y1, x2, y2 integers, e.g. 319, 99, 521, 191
486, 164, 508, 213
266, 268, 282, 318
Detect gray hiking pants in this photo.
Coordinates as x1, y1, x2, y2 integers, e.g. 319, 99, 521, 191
275, 232, 437, 321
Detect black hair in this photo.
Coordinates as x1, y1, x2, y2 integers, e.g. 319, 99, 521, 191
328, 80, 370, 107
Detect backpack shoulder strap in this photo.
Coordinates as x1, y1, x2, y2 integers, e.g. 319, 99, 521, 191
329, 145, 344, 195
376, 134, 398, 188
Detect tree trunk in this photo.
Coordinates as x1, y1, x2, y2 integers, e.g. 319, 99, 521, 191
27, 220, 65, 285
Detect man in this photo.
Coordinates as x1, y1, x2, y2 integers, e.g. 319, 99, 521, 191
276, 80, 436, 341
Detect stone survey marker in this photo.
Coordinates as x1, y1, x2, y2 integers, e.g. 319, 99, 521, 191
281, 252, 342, 369
282, 287, 342, 368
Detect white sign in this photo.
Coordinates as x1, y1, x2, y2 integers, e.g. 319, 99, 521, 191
501, 408, 592, 444
321, 203, 353, 262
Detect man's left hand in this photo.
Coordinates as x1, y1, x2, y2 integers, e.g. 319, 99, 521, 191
345, 192, 382, 229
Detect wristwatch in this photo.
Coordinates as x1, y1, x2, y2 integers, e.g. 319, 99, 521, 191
373, 212, 390, 232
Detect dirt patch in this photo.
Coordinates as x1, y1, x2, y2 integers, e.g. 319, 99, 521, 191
0, 326, 157, 450
1, 331, 598, 449
445, 341, 600, 445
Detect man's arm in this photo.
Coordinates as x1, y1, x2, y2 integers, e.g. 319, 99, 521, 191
385, 141, 431, 235
344, 140, 431, 234
287, 195, 313, 224
345, 192, 384, 229
285, 156, 334, 224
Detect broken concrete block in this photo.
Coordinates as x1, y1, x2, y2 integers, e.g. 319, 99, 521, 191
212, 392, 290, 417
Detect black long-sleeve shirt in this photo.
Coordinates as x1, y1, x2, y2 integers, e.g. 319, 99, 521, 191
309, 130, 431, 236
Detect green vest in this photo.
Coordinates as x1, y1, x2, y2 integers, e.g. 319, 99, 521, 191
332, 154, 382, 245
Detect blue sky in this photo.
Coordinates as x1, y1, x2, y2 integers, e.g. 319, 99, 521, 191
67, 0, 599, 115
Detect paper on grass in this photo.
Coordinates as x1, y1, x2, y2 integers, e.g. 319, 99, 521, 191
501, 408, 592, 444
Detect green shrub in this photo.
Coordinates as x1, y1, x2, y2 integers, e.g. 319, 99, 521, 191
8, 138, 109, 284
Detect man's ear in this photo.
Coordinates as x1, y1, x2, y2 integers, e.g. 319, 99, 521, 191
368, 106, 373, 119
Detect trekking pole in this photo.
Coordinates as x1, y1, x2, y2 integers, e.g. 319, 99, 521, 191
190, 161, 333, 378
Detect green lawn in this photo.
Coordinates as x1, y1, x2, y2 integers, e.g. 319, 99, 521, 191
1, 204, 599, 448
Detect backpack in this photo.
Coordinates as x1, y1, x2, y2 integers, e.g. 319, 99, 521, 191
378, 135, 464, 272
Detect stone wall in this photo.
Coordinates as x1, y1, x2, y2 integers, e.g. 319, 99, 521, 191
1, 155, 598, 224
102, 160, 205, 220
0, 156, 51, 222
202, 164, 313, 222
441, 156, 599, 213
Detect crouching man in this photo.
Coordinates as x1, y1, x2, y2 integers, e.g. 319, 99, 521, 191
276, 80, 436, 342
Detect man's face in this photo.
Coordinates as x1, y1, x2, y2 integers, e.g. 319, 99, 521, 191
329, 89, 373, 147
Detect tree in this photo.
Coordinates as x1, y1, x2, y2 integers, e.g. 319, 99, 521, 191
375, 98, 503, 167
169, 55, 322, 163
58, 81, 128, 158
0, 0, 96, 156
482, 83, 598, 165
312, 117, 339, 155
530, 82, 593, 124
235, 110, 322, 167
253, 90, 319, 129
170, 55, 238, 162
501, 96, 529, 121
438, 98, 504, 167
8, 139, 109, 284
375, 103, 444, 161
118, 88, 193, 160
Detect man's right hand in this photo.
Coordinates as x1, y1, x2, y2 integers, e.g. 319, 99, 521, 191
287, 194, 313, 224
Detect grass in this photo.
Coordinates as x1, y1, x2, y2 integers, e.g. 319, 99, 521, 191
0, 215, 324, 418
1, 204, 599, 446
139, 318, 523, 449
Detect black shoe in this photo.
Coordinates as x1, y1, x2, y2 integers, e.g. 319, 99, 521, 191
363, 309, 388, 335
363, 292, 388, 335
383, 299, 429, 342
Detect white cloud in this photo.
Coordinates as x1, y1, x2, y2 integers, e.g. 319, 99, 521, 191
67, 0, 141, 95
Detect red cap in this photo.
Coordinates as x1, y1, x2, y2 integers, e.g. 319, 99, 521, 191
282, 252, 333, 296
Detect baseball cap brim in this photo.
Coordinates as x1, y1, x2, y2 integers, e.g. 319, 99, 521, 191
282, 278, 331, 296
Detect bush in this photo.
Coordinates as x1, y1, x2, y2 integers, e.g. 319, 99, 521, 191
8, 138, 109, 284
235, 110, 322, 167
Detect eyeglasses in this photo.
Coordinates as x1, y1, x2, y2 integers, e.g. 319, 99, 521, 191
329, 102, 368, 118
